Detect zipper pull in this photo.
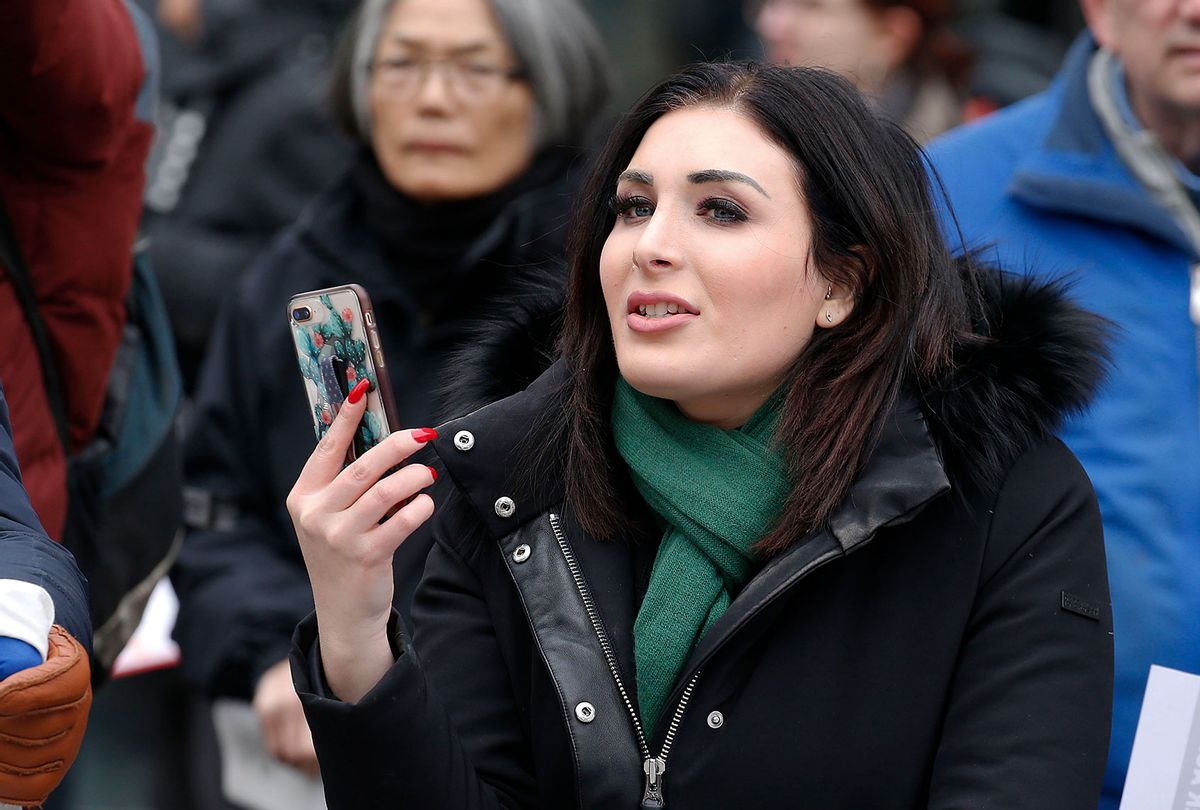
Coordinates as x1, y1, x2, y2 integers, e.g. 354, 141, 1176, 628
641, 757, 666, 808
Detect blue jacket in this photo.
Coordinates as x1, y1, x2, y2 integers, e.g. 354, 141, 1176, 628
0, 382, 91, 652
928, 34, 1200, 810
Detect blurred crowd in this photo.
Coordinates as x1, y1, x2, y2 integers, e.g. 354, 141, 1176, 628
1, 0, 1196, 808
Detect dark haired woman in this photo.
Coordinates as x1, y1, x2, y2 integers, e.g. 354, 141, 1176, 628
286, 61, 1113, 808
749, 0, 971, 141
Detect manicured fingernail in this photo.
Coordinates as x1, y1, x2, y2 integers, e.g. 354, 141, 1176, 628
411, 428, 439, 443
347, 378, 371, 404
426, 465, 438, 481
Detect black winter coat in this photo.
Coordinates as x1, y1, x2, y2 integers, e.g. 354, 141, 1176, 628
292, 272, 1115, 809
171, 155, 572, 698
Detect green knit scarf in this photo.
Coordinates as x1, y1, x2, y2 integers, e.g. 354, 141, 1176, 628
612, 377, 790, 736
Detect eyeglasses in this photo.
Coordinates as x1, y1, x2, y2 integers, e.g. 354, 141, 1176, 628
371, 55, 525, 100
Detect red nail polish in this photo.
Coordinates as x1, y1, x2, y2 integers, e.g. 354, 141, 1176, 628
426, 465, 438, 481
412, 428, 439, 443
347, 378, 371, 404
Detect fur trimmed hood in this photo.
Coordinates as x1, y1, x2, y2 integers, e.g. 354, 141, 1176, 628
433, 258, 565, 423
923, 266, 1111, 494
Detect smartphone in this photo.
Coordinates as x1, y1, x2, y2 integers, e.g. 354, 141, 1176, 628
287, 284, 398, 464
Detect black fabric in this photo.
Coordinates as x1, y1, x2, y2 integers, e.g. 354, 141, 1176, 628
172, 153, 577, 699
138, 0, 357, 390
353, 148, 575, 318
293, 269, 1114, 809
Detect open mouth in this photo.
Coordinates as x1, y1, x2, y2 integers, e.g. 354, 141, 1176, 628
635, 302, 692, 318
625, 291, 700, 333
627, 291, 700, 317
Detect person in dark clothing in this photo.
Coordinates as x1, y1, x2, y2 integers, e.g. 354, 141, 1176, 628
138, 0, 358, 389
171, 0, 610, 778
287, 62, 1113, 809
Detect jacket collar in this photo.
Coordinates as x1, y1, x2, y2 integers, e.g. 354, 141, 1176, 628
431, 361, 947, 557
431, 363, 569, 539
1008, 33, 1193, 255
660, 391, 949, 729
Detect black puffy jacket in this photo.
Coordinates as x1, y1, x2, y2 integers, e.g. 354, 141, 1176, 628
293, 271, 1115, 809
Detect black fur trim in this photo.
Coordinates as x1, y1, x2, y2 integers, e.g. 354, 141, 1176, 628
433, 260, 566, 423
923, 268, 1113, 496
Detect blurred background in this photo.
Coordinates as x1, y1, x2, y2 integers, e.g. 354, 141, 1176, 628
51, 1, 1086, 807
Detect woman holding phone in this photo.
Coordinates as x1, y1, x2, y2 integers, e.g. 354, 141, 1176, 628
287, 62, 1113, 808
172, 0, 609, 775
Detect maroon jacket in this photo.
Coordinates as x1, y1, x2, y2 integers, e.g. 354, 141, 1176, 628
0, 0, 153, 538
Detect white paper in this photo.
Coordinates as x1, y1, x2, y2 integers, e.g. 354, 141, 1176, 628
1120, 665, 1200, 809
110, 579, 181, 678
212, 699, 327, 810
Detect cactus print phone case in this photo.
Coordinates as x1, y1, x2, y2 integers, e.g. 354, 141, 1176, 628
288, 284, 398, 464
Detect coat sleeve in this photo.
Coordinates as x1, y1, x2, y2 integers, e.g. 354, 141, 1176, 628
170, 291, 314, 698
928, 438, 1113, 809
0, 383, 89, 652
293, 512, 539, 810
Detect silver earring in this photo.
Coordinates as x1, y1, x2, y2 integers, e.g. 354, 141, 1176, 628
824, 285, 832, 301
826, 311, 833, 323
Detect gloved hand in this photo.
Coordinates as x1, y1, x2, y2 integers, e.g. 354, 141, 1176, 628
0, 625, 91, 808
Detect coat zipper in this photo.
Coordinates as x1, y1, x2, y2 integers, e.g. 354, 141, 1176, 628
548, 513, 699, 808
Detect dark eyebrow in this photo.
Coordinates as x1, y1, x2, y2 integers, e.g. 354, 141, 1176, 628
617, 170, 653, 185
688, 169, 770, 198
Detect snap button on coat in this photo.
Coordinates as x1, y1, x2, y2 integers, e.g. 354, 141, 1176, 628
513, 544, 531, 563
454, 430, 475, 451
495, 496, 516, 518
707, 710, 724, 729
575, 702, 596, 723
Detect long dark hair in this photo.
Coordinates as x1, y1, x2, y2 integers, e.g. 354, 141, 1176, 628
554, 61, 979, 555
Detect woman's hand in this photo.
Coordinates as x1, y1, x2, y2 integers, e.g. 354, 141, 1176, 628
286, 379, 437, 702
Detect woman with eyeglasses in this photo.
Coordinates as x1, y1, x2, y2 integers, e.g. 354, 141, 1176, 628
172, 0, 609, 776
749, 0, 972, 141
286, 61, 1112, 808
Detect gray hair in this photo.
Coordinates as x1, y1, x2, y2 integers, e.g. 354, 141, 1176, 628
336, 0, 611, 150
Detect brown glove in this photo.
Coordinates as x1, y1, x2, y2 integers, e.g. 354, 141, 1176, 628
0, 625, 92, 808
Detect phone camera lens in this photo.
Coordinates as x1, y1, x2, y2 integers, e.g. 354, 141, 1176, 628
292, 306, 312, 322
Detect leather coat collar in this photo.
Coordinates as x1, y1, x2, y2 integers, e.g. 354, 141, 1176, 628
432, 361, 948, 562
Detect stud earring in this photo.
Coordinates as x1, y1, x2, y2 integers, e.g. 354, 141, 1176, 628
824, 285, 832, 300
826, 312, 833, 323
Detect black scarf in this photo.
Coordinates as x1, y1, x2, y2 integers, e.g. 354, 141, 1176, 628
351, 147, 572, 316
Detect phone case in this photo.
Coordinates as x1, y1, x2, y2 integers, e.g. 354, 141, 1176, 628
288, 284, 399, 463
